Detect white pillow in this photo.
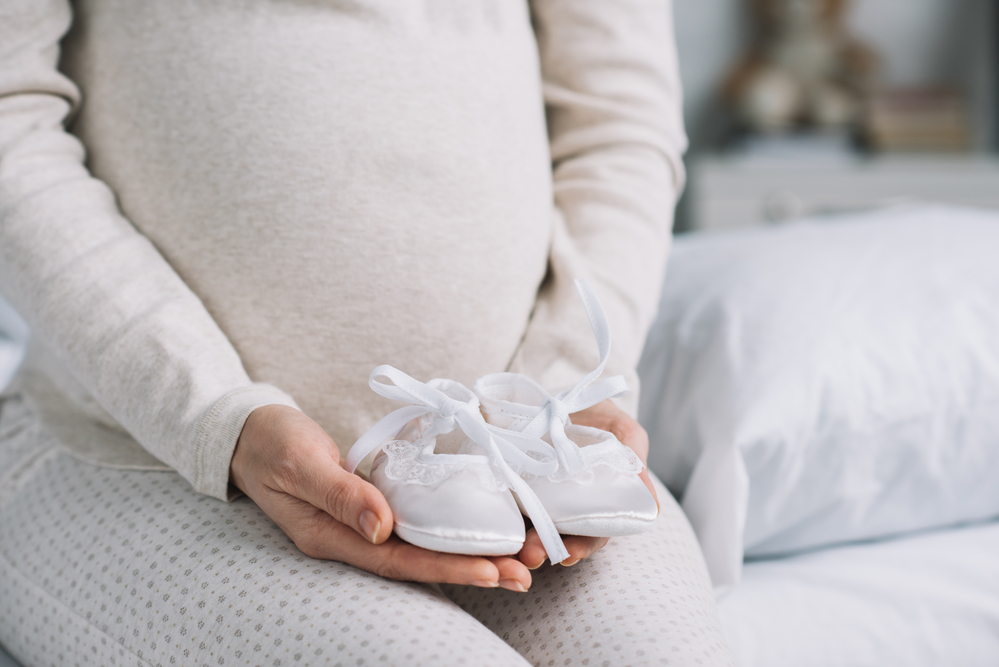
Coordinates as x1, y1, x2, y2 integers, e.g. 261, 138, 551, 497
638, 205, 999, 591
0, 294, 28, 392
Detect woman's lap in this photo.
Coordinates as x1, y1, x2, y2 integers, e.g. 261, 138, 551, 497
0, 398, 527, 667
442, 478, 731, 667
0, 397, 731, 666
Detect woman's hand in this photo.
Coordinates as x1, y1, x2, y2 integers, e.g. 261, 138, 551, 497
516, 399, 659, 569
230, 404, 532, 591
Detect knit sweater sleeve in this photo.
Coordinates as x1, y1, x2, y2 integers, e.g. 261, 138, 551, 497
507, 0, 688, 415
0, 0, 299, 500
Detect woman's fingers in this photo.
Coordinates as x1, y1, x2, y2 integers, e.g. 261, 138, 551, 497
299, 505, 531, 587
235, 404, 394, 544
517, 527, 549, 569
487, 556, 533, 592
562, 535, 609, 565
288, 450, 395, 544
638, 467, 659, 514
517, 528, 608, 569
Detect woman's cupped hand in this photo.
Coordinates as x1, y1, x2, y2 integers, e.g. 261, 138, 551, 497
230, 404, 531, 591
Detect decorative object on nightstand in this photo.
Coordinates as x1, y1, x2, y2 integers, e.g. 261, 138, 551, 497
674, 0, 999, 233
723, 0, 877, 134
864, 87, 972, 153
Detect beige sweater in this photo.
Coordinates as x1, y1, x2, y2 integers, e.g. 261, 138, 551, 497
0, 0, 686, 500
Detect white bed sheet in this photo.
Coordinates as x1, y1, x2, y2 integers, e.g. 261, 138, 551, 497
719, 520, 999, 667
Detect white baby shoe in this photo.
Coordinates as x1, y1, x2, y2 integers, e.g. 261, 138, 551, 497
346, 365, 571, 563
474, 280, 659, 538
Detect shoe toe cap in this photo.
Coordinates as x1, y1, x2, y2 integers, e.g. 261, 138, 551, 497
531, 466, 659, 537
373, 464, 526, 555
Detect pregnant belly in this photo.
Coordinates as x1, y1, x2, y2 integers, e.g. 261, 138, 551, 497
61, 0, 554, 449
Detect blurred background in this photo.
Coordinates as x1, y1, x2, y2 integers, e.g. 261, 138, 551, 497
673, 0, 999, 231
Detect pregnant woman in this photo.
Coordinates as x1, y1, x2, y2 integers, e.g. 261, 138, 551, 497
0, 1, 731, 664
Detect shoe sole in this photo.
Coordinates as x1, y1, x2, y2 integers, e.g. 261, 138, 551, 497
553, 514, 657, 538
394, 522, 524, 556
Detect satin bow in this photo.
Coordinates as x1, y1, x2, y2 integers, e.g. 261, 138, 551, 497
346, 365, 570, 564
518, 279, 629, 475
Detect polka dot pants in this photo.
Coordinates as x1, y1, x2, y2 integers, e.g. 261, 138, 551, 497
0, 397, 732, 666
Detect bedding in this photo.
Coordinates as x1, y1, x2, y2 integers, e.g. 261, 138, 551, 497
0, 341, 20, 395
638, 205, 999, 589
0, 296, 27, 392
0, 299, 24, 664
0, 338, 22, 667
719, 519, 999, 667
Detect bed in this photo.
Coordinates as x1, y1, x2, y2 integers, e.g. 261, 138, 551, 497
638, 204, 999, 666
719, 519, 999, 666
0, 298, 24, 667
1, 204, 998, 666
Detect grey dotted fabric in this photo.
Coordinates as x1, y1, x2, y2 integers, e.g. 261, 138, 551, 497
443, 482, 732, 667
0, 398, 732, 666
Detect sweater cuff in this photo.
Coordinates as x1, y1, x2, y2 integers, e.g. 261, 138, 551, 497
191, 383, 300, 501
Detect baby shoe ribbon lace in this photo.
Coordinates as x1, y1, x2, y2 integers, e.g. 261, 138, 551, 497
518, 280, 631, 476
346, 365, 571, 564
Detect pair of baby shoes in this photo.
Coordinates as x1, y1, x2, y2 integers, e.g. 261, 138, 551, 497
345, 280, 658, 565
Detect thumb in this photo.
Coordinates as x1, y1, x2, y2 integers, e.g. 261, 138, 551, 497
295, 451, 394, 544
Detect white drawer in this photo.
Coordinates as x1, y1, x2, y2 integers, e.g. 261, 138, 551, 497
689, 155, 999, 231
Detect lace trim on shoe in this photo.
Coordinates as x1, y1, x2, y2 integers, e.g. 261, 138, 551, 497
381, 439, 508, 491
522, 440, 644, 484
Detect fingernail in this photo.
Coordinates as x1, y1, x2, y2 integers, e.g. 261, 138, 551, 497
359, 510, 381, 544
471, 580, 499, 589
499, 579, 527, 593
560, 557, 580, 567
527, 562, 543, 571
